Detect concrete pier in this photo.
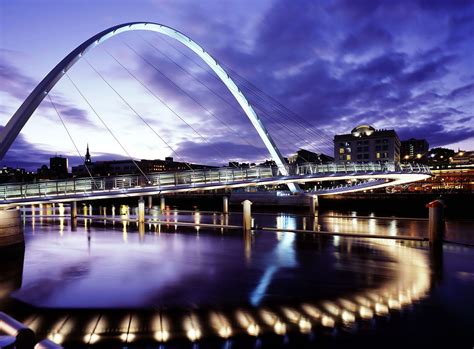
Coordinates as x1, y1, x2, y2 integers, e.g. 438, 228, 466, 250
242, 200, 252, 232
160, 196, 166, 212
148, 196, 153, 210
138, 198, 145, 223
223, 196, 229, 214
0, 208, 24, 249
70, 202, 77, 219
309, 195, 319, 216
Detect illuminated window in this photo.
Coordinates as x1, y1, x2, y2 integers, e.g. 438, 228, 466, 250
339, 148, 344, 154
346, 154, 351, 161
376, 152, 381, 159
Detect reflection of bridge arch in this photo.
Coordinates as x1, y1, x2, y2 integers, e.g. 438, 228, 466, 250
0, 22, 299, 192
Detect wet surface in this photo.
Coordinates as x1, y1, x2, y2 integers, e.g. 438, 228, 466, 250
1, 207, 473, 348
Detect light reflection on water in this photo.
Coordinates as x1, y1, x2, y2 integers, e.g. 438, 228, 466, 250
5, 207, 474, 345
6, 210, 424, 310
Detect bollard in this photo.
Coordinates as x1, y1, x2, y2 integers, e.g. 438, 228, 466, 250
241, 200, 252, 232
138, 198, 145, 223
160, 196, 166, 212
426, 199, 445, 246
0, 312, 37, 349
223, 196, 229, 215
70, 201, 77, 219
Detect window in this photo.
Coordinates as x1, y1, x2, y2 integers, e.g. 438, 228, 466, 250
382, 145, 388, 151
376, 152, 381, 159
363, 146, 369, 152
346, 154, 351, 161
339, 142, 345, 146
339, 155, 344, 160
363, 154, 369, 159
375, 139, 381, 144
382, 139, 388, 144
339, 148, 344, 154
376, 145, 381, 151
357, 146, 363, 152
357, 154, 363, 160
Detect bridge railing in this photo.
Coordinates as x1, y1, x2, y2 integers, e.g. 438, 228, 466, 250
295, 162, 431, 175
0, 166, 275, 201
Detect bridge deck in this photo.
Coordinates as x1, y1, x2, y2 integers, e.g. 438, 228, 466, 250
0, 162, 430, 206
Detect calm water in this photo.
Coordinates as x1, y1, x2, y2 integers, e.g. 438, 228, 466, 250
1, 207, 474, 347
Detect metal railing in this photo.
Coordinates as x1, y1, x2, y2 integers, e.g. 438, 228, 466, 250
295, 162, 431, 176
0, 166, 275, 201
0, 162, 431, 202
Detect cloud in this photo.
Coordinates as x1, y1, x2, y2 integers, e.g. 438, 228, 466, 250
2, 0, 474, 168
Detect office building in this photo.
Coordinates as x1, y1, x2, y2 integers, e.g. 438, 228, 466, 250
334, 124, 400, 163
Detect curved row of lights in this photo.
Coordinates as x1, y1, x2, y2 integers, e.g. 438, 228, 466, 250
23, 237, 430, 346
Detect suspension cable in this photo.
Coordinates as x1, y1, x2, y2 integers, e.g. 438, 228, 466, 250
103, 46, 236, 168
64, 72, 151, 182
137, 34, 269, 161
140, 36, 314, 164
156, 35, 333, 152
47, 93, 97, 185
150, 35, 330, 158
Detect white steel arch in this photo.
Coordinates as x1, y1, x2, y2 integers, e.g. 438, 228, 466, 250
0, 22, 300, 192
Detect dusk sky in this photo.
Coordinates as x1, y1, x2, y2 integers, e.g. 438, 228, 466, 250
1, 0, 473, 170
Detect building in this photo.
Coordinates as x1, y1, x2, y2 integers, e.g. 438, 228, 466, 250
334, 124, 400, 163
72, 146, 215, 177
288, 149, 333, 165
49, 156, 68, 177
85, 144, 92, 165
426, 147, 455, 169
401, 138, 429, 162
397, 149, 474, 193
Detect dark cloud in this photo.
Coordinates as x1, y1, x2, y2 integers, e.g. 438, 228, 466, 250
2, 0, 474, 169
341, 24, 393, 53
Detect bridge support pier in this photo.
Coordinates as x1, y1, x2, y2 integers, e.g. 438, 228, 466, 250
223, 196, 229, 215
160, 196, 166, 212
0, 208, 24, 250
111, 205, 116, 218
309, 195, 319, 216
88, 204, 92, 216
147, 196, 153, 210
71, 201, 77, 219
242, 200, 252, 232
138, 198, 145, 223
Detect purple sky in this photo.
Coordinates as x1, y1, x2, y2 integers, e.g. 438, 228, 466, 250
1, 0, 473, 170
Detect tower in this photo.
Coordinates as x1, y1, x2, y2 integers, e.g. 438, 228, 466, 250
85, 144, 92, 165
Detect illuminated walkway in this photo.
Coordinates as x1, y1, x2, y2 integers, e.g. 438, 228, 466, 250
0, 162, 430, 206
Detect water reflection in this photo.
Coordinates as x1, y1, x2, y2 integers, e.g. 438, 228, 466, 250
251, 215, 297, 306
4, 208, 473, 346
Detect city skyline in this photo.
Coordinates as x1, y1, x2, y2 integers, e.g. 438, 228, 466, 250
1, 0, 473, 170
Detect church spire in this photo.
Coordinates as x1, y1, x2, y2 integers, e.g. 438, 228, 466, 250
85, 143, 91, 165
